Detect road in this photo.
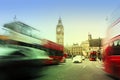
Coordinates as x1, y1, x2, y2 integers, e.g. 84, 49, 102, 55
0, 59, 118, 80
36, 59, 115, 80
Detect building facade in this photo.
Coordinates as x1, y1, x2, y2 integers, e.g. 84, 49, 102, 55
64, 43, 82, 57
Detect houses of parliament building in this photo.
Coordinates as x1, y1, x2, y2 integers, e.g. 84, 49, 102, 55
56, 18, 102, 57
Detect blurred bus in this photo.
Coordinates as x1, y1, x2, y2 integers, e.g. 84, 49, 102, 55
102, 8, 120, 78
3, 21, 65, 64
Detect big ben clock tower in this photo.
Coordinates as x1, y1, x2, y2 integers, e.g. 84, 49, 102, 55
56, 17, 64, 46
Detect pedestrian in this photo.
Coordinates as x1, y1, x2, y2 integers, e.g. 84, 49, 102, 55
97, 50, 102, 61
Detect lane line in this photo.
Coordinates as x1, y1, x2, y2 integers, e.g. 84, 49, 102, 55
96, 65, 104, 69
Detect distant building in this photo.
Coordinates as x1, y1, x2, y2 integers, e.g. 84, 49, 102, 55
56, 17, 64, 46
88, 34, 102, 51
89, 38, 102, 47
64, 43, 82, 56
80, 33, 103, 56
80, 40, 89, 52
71, 43, 82, 55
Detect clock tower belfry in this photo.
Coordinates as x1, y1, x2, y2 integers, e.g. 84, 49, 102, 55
56, 17, 64, 46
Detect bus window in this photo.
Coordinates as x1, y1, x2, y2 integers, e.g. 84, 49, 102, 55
111, 40, 120, 55
114, 40, 119, 46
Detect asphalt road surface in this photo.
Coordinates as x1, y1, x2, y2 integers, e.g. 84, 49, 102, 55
0, 59, 118, 80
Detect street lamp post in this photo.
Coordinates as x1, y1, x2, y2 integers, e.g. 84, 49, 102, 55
98, 37, 101, 51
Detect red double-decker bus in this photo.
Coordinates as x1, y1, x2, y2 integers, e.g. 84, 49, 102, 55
89, 51, 97, 61
41, 39, 66, 64
3, 21, 65, 65
102, 13, 120, 78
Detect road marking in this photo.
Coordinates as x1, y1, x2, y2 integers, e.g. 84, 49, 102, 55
96, 65, 104, 69
81, 65, 86, 70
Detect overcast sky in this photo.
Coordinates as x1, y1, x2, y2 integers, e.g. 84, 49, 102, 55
0, 0, 120, 45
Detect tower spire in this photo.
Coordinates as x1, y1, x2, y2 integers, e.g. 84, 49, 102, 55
88, 32, 92, 40
58, 17, 62, 25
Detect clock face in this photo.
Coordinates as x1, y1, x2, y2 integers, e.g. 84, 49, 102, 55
57, 28, 61, 32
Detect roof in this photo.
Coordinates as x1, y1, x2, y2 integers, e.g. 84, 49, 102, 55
89, 39, 102, 47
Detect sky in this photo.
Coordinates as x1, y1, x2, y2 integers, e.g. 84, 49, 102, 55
0, 0, 120, 45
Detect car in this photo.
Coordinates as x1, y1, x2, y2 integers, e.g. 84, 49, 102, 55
0, 45, 52, 67
72, 55, 82, 63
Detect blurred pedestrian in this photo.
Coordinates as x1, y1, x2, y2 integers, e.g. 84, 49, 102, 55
97, 50, 102, 61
